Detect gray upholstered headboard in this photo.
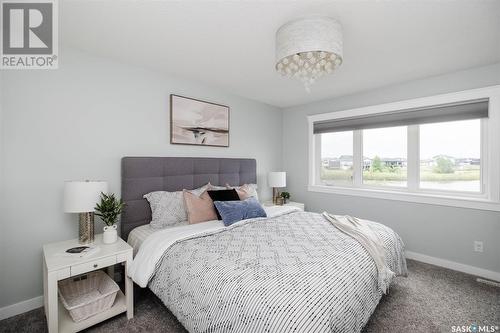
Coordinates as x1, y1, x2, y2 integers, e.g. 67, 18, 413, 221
120, 157, 256, 240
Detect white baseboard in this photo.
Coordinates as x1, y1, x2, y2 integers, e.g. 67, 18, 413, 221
0, 252, 498, 321
0, 296, 43, 321
405, 251, 500, 282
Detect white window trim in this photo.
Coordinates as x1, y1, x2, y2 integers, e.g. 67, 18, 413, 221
307, 85, 500, 212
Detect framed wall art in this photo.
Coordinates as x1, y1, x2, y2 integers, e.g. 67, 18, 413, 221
170, 94, 229, 147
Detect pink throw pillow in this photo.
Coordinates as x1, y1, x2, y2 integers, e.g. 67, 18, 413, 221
183, 190, 218, 224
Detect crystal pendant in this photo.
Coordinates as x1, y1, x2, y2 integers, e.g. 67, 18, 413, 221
276, 50, 342, 92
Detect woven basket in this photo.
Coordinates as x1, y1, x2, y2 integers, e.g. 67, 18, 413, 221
58, 270, 119, 322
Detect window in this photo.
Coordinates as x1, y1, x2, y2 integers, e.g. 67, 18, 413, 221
308, 86, 500, 211
363, 126, 407, 187
320, 131, 353, 186
420, 119, 481, 193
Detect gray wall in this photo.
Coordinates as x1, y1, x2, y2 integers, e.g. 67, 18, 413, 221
282, 63, 500, 274
0, 47, 282, 307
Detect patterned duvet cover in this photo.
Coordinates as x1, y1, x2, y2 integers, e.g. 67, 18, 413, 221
148, 211, 407, 333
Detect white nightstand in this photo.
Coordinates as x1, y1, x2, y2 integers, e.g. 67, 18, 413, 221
263, 201, 305, 211
43, 234, 133, 333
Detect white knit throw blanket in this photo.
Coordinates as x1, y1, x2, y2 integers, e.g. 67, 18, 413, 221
322, 212, 395, 294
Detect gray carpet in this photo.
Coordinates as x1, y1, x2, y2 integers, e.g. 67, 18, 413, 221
1, 260, 498, 333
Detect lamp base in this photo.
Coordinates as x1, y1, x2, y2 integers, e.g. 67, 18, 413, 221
272, 187, 279, 205
79, 212, 95, 244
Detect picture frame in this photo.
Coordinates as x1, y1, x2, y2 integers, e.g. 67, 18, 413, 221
170, 94, 230, 147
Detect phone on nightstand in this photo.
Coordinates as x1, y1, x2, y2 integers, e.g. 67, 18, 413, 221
65, 246, 89, 254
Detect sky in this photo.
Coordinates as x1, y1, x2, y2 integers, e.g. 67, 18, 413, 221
420, 119, 480, 159
321, 119, 481, 160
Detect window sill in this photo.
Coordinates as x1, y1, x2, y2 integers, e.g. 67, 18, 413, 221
308, 184, 500, 211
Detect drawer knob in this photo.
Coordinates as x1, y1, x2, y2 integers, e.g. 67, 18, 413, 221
93, 264, 98, 268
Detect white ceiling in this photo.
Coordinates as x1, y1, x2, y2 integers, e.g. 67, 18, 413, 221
61, 1, 500, 108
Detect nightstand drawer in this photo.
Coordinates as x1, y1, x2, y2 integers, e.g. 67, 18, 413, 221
116, 252, 130, 263
71, 256, 116, 276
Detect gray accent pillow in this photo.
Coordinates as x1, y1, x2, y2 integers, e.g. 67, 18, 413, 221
144, 184, 209, 229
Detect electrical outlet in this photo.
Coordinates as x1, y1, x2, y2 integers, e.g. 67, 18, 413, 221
474, 241, 484, 253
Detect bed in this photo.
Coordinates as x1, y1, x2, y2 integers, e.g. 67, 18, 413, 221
121, 157, 407, 333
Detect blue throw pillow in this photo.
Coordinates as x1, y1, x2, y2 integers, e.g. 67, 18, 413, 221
213, 197, 267, 226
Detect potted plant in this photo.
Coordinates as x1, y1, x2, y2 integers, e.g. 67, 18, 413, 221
280, 191, 290, 204
95, 193, 125, 244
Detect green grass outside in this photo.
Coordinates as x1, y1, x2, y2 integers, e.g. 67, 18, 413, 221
320, 166, 480, 182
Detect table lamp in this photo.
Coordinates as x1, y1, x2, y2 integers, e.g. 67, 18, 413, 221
268, 172, 286, 204
64, 180, 108, 244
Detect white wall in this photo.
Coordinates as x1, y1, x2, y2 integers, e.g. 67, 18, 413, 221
0, 47, 282, 308
282, 63, 500, 274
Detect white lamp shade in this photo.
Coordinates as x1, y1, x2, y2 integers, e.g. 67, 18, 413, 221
63, 181, 108, 213
268, 172, 286, 188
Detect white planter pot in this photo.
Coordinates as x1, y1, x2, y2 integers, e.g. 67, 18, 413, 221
102, 225, 118, 244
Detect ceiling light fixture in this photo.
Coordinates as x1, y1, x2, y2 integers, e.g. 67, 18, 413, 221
275, 16, 343, 92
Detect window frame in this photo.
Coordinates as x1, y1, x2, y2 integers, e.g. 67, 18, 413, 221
308, 85, 500, 211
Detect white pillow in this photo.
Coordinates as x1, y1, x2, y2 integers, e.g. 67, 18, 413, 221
144, 191, 186, 229
226, 183, 259, 201
144, 184, 209, 229
208, 182, 227, 191
243, 183, 259, 200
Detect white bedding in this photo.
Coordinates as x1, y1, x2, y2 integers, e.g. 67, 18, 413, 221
127, 225, 156, 256
128, 205, 300, 288
323, 213, 395, 293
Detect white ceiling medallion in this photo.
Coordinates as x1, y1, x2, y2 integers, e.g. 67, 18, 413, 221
275, 16, 343, 92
